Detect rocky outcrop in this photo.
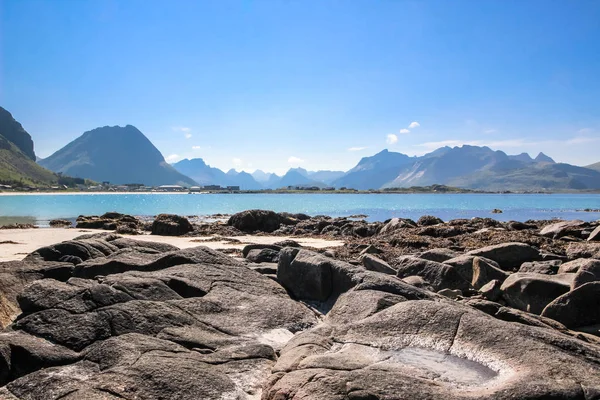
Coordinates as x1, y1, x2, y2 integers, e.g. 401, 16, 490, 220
500, 273, 573, 314
151, 213, 193, 236
227, 209, 281, 233
76, 212, 142, 233
542, 282, 600, 328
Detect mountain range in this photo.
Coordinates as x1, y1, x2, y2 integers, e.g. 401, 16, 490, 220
1, 105, 600, 191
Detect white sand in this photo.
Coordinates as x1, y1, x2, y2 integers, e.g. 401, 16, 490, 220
0, 228, 344, 262
0, 192, 189, 196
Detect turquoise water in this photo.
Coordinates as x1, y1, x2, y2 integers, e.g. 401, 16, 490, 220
0, 193, 599, 226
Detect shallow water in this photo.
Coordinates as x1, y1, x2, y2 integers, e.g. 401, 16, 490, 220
0, 193, 599, 226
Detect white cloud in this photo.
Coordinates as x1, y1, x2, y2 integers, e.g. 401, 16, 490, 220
172, 126, 191, 132
288, 156, 305, 166
184, 133, 192, 139
386, 134, 398, 144
348, 146, 367, 152
399, 128, 410, 134
483, 129, 497, 134
165, 154, 181, 162
578, 128, 593, 134
192, 146, 201, 150
567, 136, 599, 145
408, 121, 420, 129
232, 158, 242, 167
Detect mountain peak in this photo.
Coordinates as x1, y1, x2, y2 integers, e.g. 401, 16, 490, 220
535, 152, 555, 163
0, 106, 36, 160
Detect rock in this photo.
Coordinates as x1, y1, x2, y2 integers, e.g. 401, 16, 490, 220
558, 258, 600, 273
401, 275, 430, 289
264, 299, 600, 399
442, 255, 500, 283
506, 221, 535, 230
76, 213, 141, 231
542, 282, 600, 328
572, 260, 600, 289
417, 215, 444, 226
242, 244, 283, 259
378, 218, 415, 235
246, 248, 280, 263
360, 254, 396, 275
588, 225, 600, 242
49, 219, 71, 227
227, 209, 281, 233
151, 214, 193, 236
500, 272, 573, 314
540, 220, 586, 238
418, 248, 460, 263
395, 256, 471, 292
519, 260, 561, 275
437, 288, 462, 299
272, 239, 301, 247
566, 242, 600, 259
480, 279, 502, 301
325, 290, 407, 325
491, 208, 503, 214
471, 257, 509, 289
359, 244, 382, 255
466, 242, 541, 270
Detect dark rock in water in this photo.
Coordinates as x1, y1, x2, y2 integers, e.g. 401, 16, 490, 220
264, 299, 600, 399
519, 260, 561, 275
246, 248, 280, 263
395, 256, 471, 292
151, 214, 193, 236
491, 208, 503, 214
360, 254, 396, 275
466, 242, 541, 271
49, 219, 71, 227
558, 258, 600, 274
571, 260, 600, 289
418, 248, 461, 263
227, 209, 281, 233
417, 215, 444, 226
76, 212, 141, 231
542, 282, 600, 328
500, 272, 573, 314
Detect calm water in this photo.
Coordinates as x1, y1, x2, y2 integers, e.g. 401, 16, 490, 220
0, 193, 599, 226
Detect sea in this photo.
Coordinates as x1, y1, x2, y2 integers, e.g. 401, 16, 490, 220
0, 193, 599, 227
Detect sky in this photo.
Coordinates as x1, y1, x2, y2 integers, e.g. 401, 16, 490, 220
1, 0, 599, 175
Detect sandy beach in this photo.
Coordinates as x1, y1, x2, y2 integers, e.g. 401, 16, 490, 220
0, 227, 344, 262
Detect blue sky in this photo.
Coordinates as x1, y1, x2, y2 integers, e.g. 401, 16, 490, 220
1, 0, 599, 174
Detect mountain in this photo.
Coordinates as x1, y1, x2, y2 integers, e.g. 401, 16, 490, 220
251, 169, 275, 183
333, 149, 416, 190
276, 169, 324, 188
39, 125, 196, 186
382, 145, 600, 191
509, 153, 534, 163
0, 107, 57, 186
172, 158, 262, 189
535, 152, 555, 163
308, 170, 345, 184
586, 162, 600, 172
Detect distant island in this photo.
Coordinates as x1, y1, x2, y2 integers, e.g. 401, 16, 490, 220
2, 105, 600, 192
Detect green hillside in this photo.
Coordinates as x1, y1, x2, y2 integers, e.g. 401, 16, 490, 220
0, 134, 57, 186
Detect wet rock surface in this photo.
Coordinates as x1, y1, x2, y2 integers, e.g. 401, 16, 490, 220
1, 213, 600, 399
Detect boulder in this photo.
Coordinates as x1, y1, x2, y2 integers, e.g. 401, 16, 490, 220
359, 244, 382, 255
418, 248, 460, 263
500, 272, 573, 314
542, 282, 600, 328
395, 256, 471, 292
519, 260, 561, 275
264, 299, 600, 399
241, 244, 282, 258
227, 209, 281, 233
416, 215, 444, 226
49, 219, 72, 227
466, 242, 541, 270
360, 254, 396, 275
442, 255, 500, 283
246, 248, 280, 263
378, 218, 415, 235
479, 279, 502, 302
151, 214, 193, 236
540, 220, 586, 238
566, 242, 600, 259
558, 258, 600, 274
588, 225, 600, 242
571, 260, 600, 289
471, 257, 509, 289
437, 288, 462, 299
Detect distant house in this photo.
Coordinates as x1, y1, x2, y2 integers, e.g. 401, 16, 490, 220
158, 185, 185, 192
226, 185, 240, 191
323, 187, 335, 191
189, 186, 202, 192
202, 185, 222, 191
